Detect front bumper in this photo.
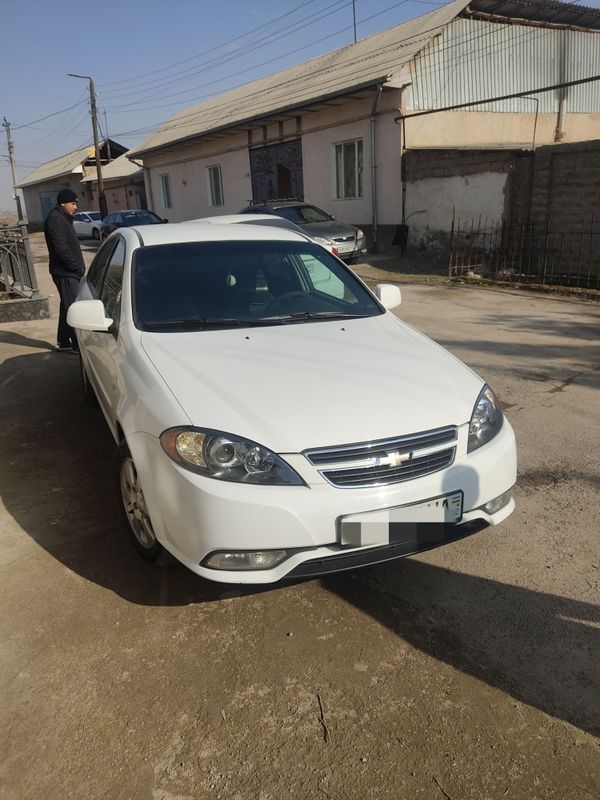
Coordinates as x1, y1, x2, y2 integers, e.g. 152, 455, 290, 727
128, 419, 517, 584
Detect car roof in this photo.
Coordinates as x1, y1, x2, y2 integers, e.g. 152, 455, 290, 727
108, 209, 156, 214
130, 220, 308, 247
247, 200, 307, 209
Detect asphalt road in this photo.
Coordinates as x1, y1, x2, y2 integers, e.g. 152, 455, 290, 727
1, 235, 599, 799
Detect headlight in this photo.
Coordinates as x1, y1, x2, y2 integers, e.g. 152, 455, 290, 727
467, 385, 504, 453
313, 235, 334, 247
160, 427, 305, 485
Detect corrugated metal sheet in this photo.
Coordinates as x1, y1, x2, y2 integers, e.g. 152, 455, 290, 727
409, 17, 600, 112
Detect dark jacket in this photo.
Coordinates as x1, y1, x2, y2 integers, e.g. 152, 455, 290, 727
44, 205, 86, 278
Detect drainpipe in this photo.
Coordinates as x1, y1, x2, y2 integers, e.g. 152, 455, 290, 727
370, 84, 383, 252
554, 30, 568, 142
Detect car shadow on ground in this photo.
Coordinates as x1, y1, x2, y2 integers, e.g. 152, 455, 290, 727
0, 347, 272, 608
323, 564, 600, 738
2, 346, 599, 738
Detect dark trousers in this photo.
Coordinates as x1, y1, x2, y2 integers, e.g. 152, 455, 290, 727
52, 274, 80, 348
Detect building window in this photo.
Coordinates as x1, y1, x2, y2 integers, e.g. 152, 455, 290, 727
160, 174, 172, 208
207, 165, 224, 207
334, 139, 363, 199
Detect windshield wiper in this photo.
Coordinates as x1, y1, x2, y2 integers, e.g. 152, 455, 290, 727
260, 311, 370, 322
144, 316, 260, 328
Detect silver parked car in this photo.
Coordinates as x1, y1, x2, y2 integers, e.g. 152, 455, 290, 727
239, 200, 367, 263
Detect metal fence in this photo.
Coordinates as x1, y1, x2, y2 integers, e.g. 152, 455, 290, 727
449, 216, 600, 289
0, 224, 40, 298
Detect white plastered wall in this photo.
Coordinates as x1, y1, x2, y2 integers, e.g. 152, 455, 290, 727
144, 135, 252, 221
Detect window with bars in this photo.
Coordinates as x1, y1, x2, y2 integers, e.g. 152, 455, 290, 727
334, 139, 363, 199
207, 165, 224, 207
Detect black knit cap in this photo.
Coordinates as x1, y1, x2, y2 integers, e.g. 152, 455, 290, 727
57, 188, 78, 204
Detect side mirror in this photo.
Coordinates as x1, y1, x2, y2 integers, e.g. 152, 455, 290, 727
375, 283, 402, 310
67, 299, 113, 332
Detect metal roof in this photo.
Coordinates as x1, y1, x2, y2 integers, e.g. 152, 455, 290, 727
16, 143, 97, 188
128, 0, 469, 158
81, 152, 143, 184
466, 0, 600, 28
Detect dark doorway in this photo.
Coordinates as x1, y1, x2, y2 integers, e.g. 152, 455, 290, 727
250, 140, 303, 202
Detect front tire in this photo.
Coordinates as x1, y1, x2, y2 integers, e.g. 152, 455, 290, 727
118, 442, 166, 563
92, 227, 100, 240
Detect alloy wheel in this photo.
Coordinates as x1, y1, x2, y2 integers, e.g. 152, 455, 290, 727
120, 457, 157, 550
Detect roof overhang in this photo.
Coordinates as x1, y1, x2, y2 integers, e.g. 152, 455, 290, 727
129, 78, 392, 159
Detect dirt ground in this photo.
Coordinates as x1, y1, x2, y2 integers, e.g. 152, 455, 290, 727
1, 234, 599, 800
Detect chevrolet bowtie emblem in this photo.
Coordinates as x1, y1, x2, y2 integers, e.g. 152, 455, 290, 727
375, 450, 414, 468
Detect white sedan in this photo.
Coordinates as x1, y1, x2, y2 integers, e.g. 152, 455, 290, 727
72, 211, 103, 240
67, 221, 517, 584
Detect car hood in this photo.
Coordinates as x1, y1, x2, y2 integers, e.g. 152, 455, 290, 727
301, 220, 358, 239
140, 314, 483, 453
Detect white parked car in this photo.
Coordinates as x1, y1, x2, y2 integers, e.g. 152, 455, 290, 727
68, 222, 517, 584
72, 211, 103, 240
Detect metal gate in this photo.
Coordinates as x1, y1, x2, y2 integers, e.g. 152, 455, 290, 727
449, 215, 600, 289
249, 140, 304, 202
0, 224, 41, 298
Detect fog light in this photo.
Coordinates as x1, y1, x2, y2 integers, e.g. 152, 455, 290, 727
483, 489, 513, 515
203, 550, 288, 571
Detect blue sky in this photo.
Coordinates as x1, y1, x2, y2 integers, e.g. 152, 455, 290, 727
2, 0, 599, 211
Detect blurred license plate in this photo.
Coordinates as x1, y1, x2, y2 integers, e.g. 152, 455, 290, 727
336, 242, 354, 254
339, 492, 463, 547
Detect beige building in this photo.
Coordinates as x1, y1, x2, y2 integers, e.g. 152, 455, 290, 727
81, 153, 146, 214
128, 0, 600, 252
17, 140, 127, 226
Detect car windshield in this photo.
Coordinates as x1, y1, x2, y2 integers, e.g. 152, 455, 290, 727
122, 211, 162, 226
88, 212, 102, 221
273, 205, 332, 224
133, 240, 382, 331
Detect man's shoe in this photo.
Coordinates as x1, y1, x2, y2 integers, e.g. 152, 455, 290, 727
53, 344, 72, 352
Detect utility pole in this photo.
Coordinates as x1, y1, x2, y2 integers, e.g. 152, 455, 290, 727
103, 110, 112, 162
2, 117, 24, 220
68, 73, 107, 218
352, 0, 357, 43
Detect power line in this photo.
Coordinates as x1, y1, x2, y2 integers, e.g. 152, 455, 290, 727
112, 0, 598, 144
101, 0, 354, 103
12, 98, 89, 131
105, 0, 416, 117
99, 0, 326, 89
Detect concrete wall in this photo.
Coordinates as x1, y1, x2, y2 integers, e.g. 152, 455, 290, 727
403, 149, 519, 252
403, 111, 600, 151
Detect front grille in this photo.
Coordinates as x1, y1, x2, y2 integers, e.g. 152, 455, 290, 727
304, 426, 457, 488
331, 234, 355, 244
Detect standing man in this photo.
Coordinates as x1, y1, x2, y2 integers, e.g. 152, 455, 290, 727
44, 188, 86, 352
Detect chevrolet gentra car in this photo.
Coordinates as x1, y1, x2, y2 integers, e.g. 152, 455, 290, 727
239, 200, 367, 263
67, 222, 516, 584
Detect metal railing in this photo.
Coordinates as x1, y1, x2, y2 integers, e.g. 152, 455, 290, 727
0, 224, 41, 299
449, 215, 600, 289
